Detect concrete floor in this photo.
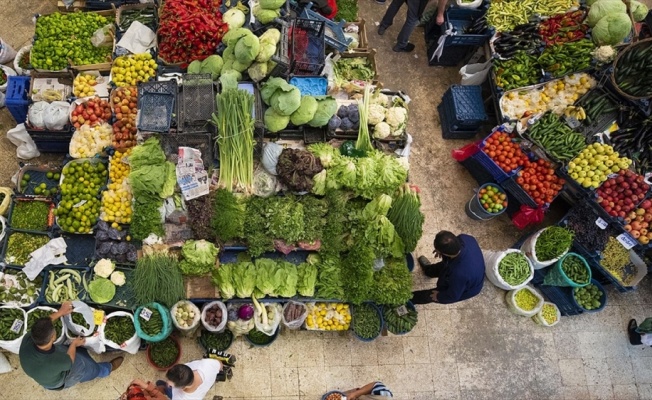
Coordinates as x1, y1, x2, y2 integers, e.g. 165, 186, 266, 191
1, 1, 652, 399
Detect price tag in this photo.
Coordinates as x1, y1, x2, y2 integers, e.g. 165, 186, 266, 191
617, 233, 637, 250
10, 319, 23, 334
139, 307, 153, 321
93, 310, 105, 326
564, 115, 581, 129
595, 218, 608, 230
73, 199, 87, 208
395, 305, 408, 316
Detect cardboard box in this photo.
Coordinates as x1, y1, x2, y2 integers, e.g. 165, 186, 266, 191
336, 48, 379, 83
345, 20, 368, 50
29, 71, 74, 102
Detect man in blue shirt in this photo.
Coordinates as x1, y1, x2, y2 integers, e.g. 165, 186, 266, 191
412, 231, 485, 304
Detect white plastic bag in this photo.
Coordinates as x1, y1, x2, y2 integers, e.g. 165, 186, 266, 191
455, 0, 482, 8
171, 301, 201, 337
27, 306, 67, 344
90, 25, 115, 48
98, 311, 140, 354
505, 285, 544, 317
0, 65, 17, 92
201, 301, 228, 333
261, 142, 283, 175
0, 353, 12, 374
13, 45, 31, 76
281, 301, 308, 330
520, 227, 569, 269
7, 124, 40, 160
63, 301, 105, 354
484, 249, 534, 290
460, 60, 492, 85
531, 302, 561, 327
253, 302, 282, 336
0, 39, 17, 64
0, 306, 27, 354
253, 167, 278, 197
0, 92, 5, 108
28, 102, 48, 128
43, 101, 71, 131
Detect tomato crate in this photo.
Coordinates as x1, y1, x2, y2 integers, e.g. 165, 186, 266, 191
5, 76, 30, 124
438, 104, 480, 140
472, 130, 523, 183
502, 176, 539, 208
444, 7, 493, 47
441, 85, 488, 128
459, 152, 496, 186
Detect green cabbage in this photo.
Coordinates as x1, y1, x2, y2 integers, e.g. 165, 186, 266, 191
247, 61, 268, 82
88, 277, 116, 304
264, 107, 290, 132
223, 28, 250, 47
290, 96, 318, 126
259, 28, 281, 45
587, 0, 627, 27
256, 41, 277, 63
261, 77, 288, 104
271, 85, 301, 116
232, 262, 257, 298
220, 70, 240, 90
224, 8, 246, 30
232, 59, 252, 73
179, 239, 219, 276
260, 0, 285, 10
188, 60, 202, 74
200, 55, 224, 80
235, 33, 260, 64
254, 6, 280, 24
308, 96, 338, 127
592, 13, 632, 45
631, 0, 649, 22
211, 263, 235, 299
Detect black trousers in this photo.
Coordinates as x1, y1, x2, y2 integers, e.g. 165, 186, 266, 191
380, 0, 428, 47
411, 261, 447, 304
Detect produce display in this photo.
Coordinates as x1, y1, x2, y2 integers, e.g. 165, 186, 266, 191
494, 52, 541, 90
88, 277, 117, 304
538, 39, 594, 78
179, 240, 219, 276
574, 89, 617, 126
513, 287, 540, 311
626, 201, 652, 244
0, 270, 43, 306
10, 199, 52, 231
486, 0, 574, 32
45, 268, 86, 304
27, 309, 62, 337
19, 171, 60, 196
173, 302, 197, 329
600, 237, 636, 284
498, 252, 531, 286
382, 305, 418, 334
54, 160, 107, 233
334, 57, 375, 82
5, 233, 50, 266
203, 304, 224, 329
283, 302, 306, 325
148, 337, 179, 369
73, 73, 99, 98
564, 203, 612, 252
351, 303, 381, 340
132, 254, 185, 308
69, 123, 113, 158
573, 283, 603, 310
587, 0, 646, 46
0, 308, 24, 340
515, 158, 565, 206
596, 170, 649, 219
614, 41, 652, 97
535, 227, 574, 262
567, 143, 632, 189
492, 22, 542, 59
477, 184, 508, 214
481, 131, 529, 173
70, 97, 112, 129
100, 149, 133, 226
94, 222, 138, 263
527, 112, 586, 161
104, 315, 135, 344
560, 254, 590, 284
305, 302, 351, 331
539, 11, 588, 46
110, 87, 138, 148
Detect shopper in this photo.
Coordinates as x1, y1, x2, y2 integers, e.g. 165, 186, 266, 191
19, 301, 124, 390
165, 358, 228, 400
411, 230, 485, 304
628, 318, 652, 346
120, 380, 170, 400
377, 0, 435, 52
297, 0, 338, 19
343, 381, 393, 399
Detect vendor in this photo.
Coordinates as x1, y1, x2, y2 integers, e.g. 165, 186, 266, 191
165, 358, 229, 400
19, 301, 124, 390
411, 231, 485, 304
343, 381, 393, 399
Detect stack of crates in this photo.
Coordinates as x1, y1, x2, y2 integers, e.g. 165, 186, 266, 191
439, 85, 488, 139
5, 76, 30, 124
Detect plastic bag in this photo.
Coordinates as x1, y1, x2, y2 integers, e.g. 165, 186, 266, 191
170, 301, 201, 337
13, 45, 31, 76
0, 189, 10, 216
505, 285, 544, 317
0, 92, 5, 108
98, 311, 140, 354
0, 66, 16, 92
133, 303, 173, 343
0, 216, 6, 243
253, 302, 282, 336
460, 60, 492, 85
520, 227, 569, 269
201, 301, 228, 333
512, 205, 545, 230
63, 301, 105, 353
531, 302, 561, 327
90, 24, 115, 48
7, 124, 40, 160
27, 306, 67, 344
0, 39, 17, 64
253, 167, 278, 197
0, 306, 27, 354
451, 142, 479, 162
43, 101, 70, 131
0, 353, 11, 374
261, 142, 283, 175
455, 0, 482, 9
281, 301, 308, 330
28, 102, 48, 128
484, 249, 533, 290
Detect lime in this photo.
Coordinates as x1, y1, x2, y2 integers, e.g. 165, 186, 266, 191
23, 173, 31, 181
46, 172, 53, 179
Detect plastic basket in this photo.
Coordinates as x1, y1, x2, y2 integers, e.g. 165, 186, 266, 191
298, 4, 352, 51
27, 124, 74, 154
1, 230, 52, 268
574, 86, 619, 140
138, 80, 178, 128
428, 41, 476, 67
0, 266, 47, 309
351, 302, 383, 342
85, 0, 138, 9
593, 249, 647, 292
441, 85, 488, 126
322, 391, 347, 400
138, 92, 174, 132
160, 132, 213, 168
438, 103, 480, 139
16, 166, 61, 196
570, 279, 607, 313
244, 326, 279, 347
291, 18, 326, 76
198, 329, 234, 352
304, 127, 326, 144
180, 74, 215, 133
8, 197, 55, 233
62, 234, 97, 267
5, 76, 30, 124
444, 7, 493, 46
543, 253, 592, 288
269, 22, 292, 79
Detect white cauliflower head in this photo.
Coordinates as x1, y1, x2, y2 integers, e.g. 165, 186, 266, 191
368, 104, 386, 125
94, 258, 115, 278
371, 92, 389, 106
373, 122, 391, 139
110, 271, 126, 287
386, 106, 407, 128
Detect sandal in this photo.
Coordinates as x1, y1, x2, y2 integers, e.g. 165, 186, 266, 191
628, 319, 642, 345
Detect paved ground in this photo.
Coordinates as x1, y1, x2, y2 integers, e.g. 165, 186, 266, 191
0, 1, 651, 399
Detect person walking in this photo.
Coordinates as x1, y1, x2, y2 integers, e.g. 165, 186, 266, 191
628, 318, 652, 346
19, 301, 124, 390
377, 0, 446, 52
411, 230, 485, 304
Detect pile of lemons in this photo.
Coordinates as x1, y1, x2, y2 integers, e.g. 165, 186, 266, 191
100, 149, 133, 227
305, 302, 351, 331
73, 73, 99, 98
111, 53, 157, 87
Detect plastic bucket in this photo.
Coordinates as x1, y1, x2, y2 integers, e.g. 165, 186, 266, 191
146, 336, 181, 371
382, 301, 417, 335
351, 302, 384, 342
198, 329, 234, 352
543, 253, 591, 288
570, 279, 607, 313
322, 391, 347, 400
465, 183, 507, 221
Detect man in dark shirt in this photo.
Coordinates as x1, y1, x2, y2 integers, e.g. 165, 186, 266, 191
19, 301, 124, 390
412, 231, 485, 304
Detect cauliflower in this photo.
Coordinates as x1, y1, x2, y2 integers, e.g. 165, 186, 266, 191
94, 258, 115, 278
371, 92, 389, 106
386, 106, 407, 128
592, 46, 616, 64
373, 122, 391, 139
391, 126, 405, 137
368, 104, 386, 125
110, 271, 126, 287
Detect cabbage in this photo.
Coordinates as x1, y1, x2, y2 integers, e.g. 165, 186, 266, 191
232, 59, 252, 73
220, 70, 241, 90
188, 60, 202, 74
235, 33, 260, 64
308, 96, 338, 127
223, 28, 250, 47
200, 55, 223, 80
256, 41, 277, 63
264, 107, 290, 132
631, 0, 649, 22
88, 277, 116, 304
587, 0, 627, 27
261, 77, 288, 104
259, 28, 281, 45
254, 6, 280, 24
290, 96, 319, 126
260, 0, 285, 10
247, 61, 268, 82
271, 85, 301, 116
212, 263, 236, 299
224, 8, 246, 30
592, 13, 632, 45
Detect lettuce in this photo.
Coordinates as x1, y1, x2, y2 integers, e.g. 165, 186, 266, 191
130, 137, 166, 170
297, 263, 318, 297
275, 261, 298, 297
160, 161, 177, 199
211, 263, 236, 299
371, 257, 412, 306
232, 262, 257, 298
342, 245, 375, 305
255, 258, 282, 296
179, 240, 219, 276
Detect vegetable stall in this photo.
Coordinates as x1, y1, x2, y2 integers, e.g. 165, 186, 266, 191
0, 0, 420, 365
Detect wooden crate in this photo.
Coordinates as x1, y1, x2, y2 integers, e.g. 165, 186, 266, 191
345, 19, 368, 50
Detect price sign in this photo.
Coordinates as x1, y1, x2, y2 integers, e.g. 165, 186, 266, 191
395, 305, 408, 316
139, 307, 153, 321
564, 115, 581, 129
10, 319, 23, 334
617, 233, 637, 250
93, 310, 105, 326
595, 218, 608, 230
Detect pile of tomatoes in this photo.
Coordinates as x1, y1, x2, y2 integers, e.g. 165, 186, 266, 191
515, 158, 565, 206
482, 132, 529, 173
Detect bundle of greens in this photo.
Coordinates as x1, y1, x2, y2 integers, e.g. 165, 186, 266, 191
387, 184, 424, 253
355, 194, 405, 259
186, 193, 215, 241
243, 196, 275, 257
178, 240, 219, 276
299, 196, 328, 244
313, 254, 346, 300
319, 191, 350, 257
131, 254, 185, 308
211, 189, 246, 242
355, 86, 374, 154
342, 245, 376, 305
130, 195, 164, 241
371, 257, 412, 306
268, 196, 305, 244
254, 258, 280, 296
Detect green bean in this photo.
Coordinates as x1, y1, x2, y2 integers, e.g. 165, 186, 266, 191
498, 252, 531, 286
352, 303, 381, 340
149, 338, 179, 368
535, 227, 574, 262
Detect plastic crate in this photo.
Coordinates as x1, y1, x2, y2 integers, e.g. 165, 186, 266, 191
5, 76, 30, 124
459, 153, 496, 185
138, 92, 175, 132
1, 230, 52, 268
32, 138, 71, 153
270, 22, 292, 78
444, 7, 493, 47
8, 197, 55, 233
592, 250, 647, 292
16, 166, 62, 196
289, 76, 328, 96
299, 5, 352, 51
26, 123, 74, 154
85, 0, 138, 9
427, 42, 476, 67
291, 19, 326, 76
470, 151, 516, 184
574, 86, 619, 140
438, 104, 480, 139
304, 127, 326, 144
87, 265, 136, 310
556, 166, 594, 200
62, 234, 96, 267
160, 132, 213, 168
40, 266, 91, 306
531, 268, 584, 316
138, 80, 179, 128
441, 85, 488, 127
180, 74, 215, 133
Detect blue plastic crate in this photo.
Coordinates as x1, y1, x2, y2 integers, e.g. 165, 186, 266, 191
440, 97, 483, 131
289, 76, 327, 96
459, 154, 496, 185
5, 76, 30, 124
32, 138, 71, 153
438, 104, 479, 140
469, 151, 513, 183
291, 18, 326, 76
531, 268, 584, 316
427, 41, 475, 67
444, 7, 493, 47
297, 3, 352, 52
442, 85, 488, 126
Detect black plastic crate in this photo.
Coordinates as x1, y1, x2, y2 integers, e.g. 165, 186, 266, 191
531, 268, 584, 316
427, 42, 476, 67
85, 0, 139, 9
138, 80, 179, 128
138, 92, 175, 133
180, 74, 215, 133
574, 86, 619, 140
438, 104, 480, 140
8, 197, 55, 233
444, 7, 493, 46
270, 22, 292, 78
556, 166, 594, 200
459, 153, 496, 185
32, 138, 71, 153
304, 127, 326, 144
160, 132, 213, 168
291, 18, 326, 76
441, 85, 488, 127
62, 234, 97, 267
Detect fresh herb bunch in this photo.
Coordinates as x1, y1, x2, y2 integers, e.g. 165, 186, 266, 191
243, 196, 275, 257
130, 195, 165, 241
131, 254, 185, 308
11, 200, 50, 231
187, 193, 216, 241
371, 257, 412, 306
211, 189, 246, 242
387, 184, 424, 253
341, 245, 375, 305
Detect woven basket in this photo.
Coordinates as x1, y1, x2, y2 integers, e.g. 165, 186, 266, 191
610, 37, 652, 100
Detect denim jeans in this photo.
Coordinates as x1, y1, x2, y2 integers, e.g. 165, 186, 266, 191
380, 0, 426, 47
63, 348, 112, 388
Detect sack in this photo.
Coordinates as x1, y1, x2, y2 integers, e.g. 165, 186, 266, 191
27, 306, 67, 344
63, 301, 105, 353
99, 311, 141, 354
543, 253, 592, 287
253, 302, 282, 336
0, 188, 12, 216
0, 39, 17, 64
0, 216, 6, 243
133, 303, 173, 343
484, 249, 534, 290
505, 286, 544, 317
170, 301, 201, 337
201, 301, 228, 333
520, 227, 569, 269
459, 60, 492, 85
531, 302, 561, 327
0, 66, 16, 92
7, 124, 40, 160
13, 45, 31, 76
0, 353, 12, 374
0, 306, 27, 354
261, 142, 283, 175
90, 24, 115, 48
43, 101, 70, 131
28, 102, 48, 128
281, 301, 308, 330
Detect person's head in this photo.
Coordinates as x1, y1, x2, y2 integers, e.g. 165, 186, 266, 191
434, 231, 462, 258
166, 364, 194, 388
31, 317, 56, 347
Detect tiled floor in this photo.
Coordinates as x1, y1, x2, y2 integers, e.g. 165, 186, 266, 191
1, 1, 651, 399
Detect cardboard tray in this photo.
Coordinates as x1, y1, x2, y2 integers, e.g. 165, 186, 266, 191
335, 49, 379, 83
29, 71, 74, 102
